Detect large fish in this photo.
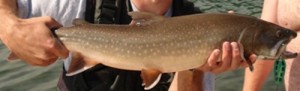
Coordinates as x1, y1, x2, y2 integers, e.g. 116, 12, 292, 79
49, 12, 299, 89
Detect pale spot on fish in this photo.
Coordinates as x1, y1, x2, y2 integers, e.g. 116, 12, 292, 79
176, 50, 181, 54
195, 53, 200, 56
137, 46, 142, 49
110, 45, 114, 48
152, 43, 156, 47
171, 51, 175, 54
176, 43, 181, 47
198, 40, 202, 43
150, 49, 154, 52
164, 50, 168, 54
143, 50, 148, 54
127, 50, 130, 54
129, 44, 133, 48
159, 43, 163, 46
132, 51, 137, 55
170, 43, 174, 46
153, 52, 157, 56
115, 47, 119, 51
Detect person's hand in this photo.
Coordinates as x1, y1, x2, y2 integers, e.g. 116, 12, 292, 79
198, 42, 257, 74
0, 16, 69, 66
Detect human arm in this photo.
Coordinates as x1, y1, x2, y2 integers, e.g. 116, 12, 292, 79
243, 0, 278, 91
0, 0, 69, 66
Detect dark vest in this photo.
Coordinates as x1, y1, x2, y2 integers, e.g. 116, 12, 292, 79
85, 0, 201, 24
62, 0, 202, 91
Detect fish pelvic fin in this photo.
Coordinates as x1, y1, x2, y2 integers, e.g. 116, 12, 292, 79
7, 52, 19, 61
66, 52, 98, 76
128, 12, 166, 26
141, 69, 162, 90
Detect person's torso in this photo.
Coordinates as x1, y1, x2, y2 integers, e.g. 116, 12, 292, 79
18, 0, 86, 27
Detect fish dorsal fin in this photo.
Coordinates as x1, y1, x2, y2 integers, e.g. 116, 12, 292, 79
141, 69, 162, 90
128, 12, 165, 26
7, 52, 19, 61
66, 52, 98, 76
72, 19, 91, 26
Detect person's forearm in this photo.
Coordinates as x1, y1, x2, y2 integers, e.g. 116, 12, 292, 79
0, 0, 17, 14
243, 60, 274, 91
0, 0, 18, 20
260, 0, 278, 23
0, 0, 18, 38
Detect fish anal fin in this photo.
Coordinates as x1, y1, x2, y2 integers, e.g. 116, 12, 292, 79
141, 68, 162, 90
66, 52, 99, 76
128, 12, 165, 26
72, 19, 91, 26
7, 52, 19, 61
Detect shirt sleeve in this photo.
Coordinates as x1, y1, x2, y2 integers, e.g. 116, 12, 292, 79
17, 0, 31, 18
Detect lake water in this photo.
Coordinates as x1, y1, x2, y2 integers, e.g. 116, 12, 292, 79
0, 0, 284, 91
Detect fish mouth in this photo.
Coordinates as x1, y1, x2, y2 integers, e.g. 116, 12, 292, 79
270, 39, 288, 59
259, 36, 297, 60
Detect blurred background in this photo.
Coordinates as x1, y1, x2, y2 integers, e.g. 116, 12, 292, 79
0, 0, 283, 91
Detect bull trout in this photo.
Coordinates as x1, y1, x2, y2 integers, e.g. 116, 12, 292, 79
10, 12, 298, 89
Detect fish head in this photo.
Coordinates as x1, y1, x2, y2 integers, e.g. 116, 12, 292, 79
248, 21, 297, 60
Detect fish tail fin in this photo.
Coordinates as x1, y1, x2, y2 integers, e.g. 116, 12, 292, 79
141, 69, 162, 90
7, 52, 19, 61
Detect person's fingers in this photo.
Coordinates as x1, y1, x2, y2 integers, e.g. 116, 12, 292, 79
28, 16, 62, 28
31, 17, 68, 58
200, 49, 221, 72
212, 42, 232, 73
207, 49, 221, 68
39, 16, 63, 28
229, 42, 241, 70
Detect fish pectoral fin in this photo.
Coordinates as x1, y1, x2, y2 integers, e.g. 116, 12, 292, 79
66, 52, 98, 76
7, 52, 19, 61
237, 42, 254, 71
72, 19, 91, 26
128, 12, 165, 26
141, 69, 162, 90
